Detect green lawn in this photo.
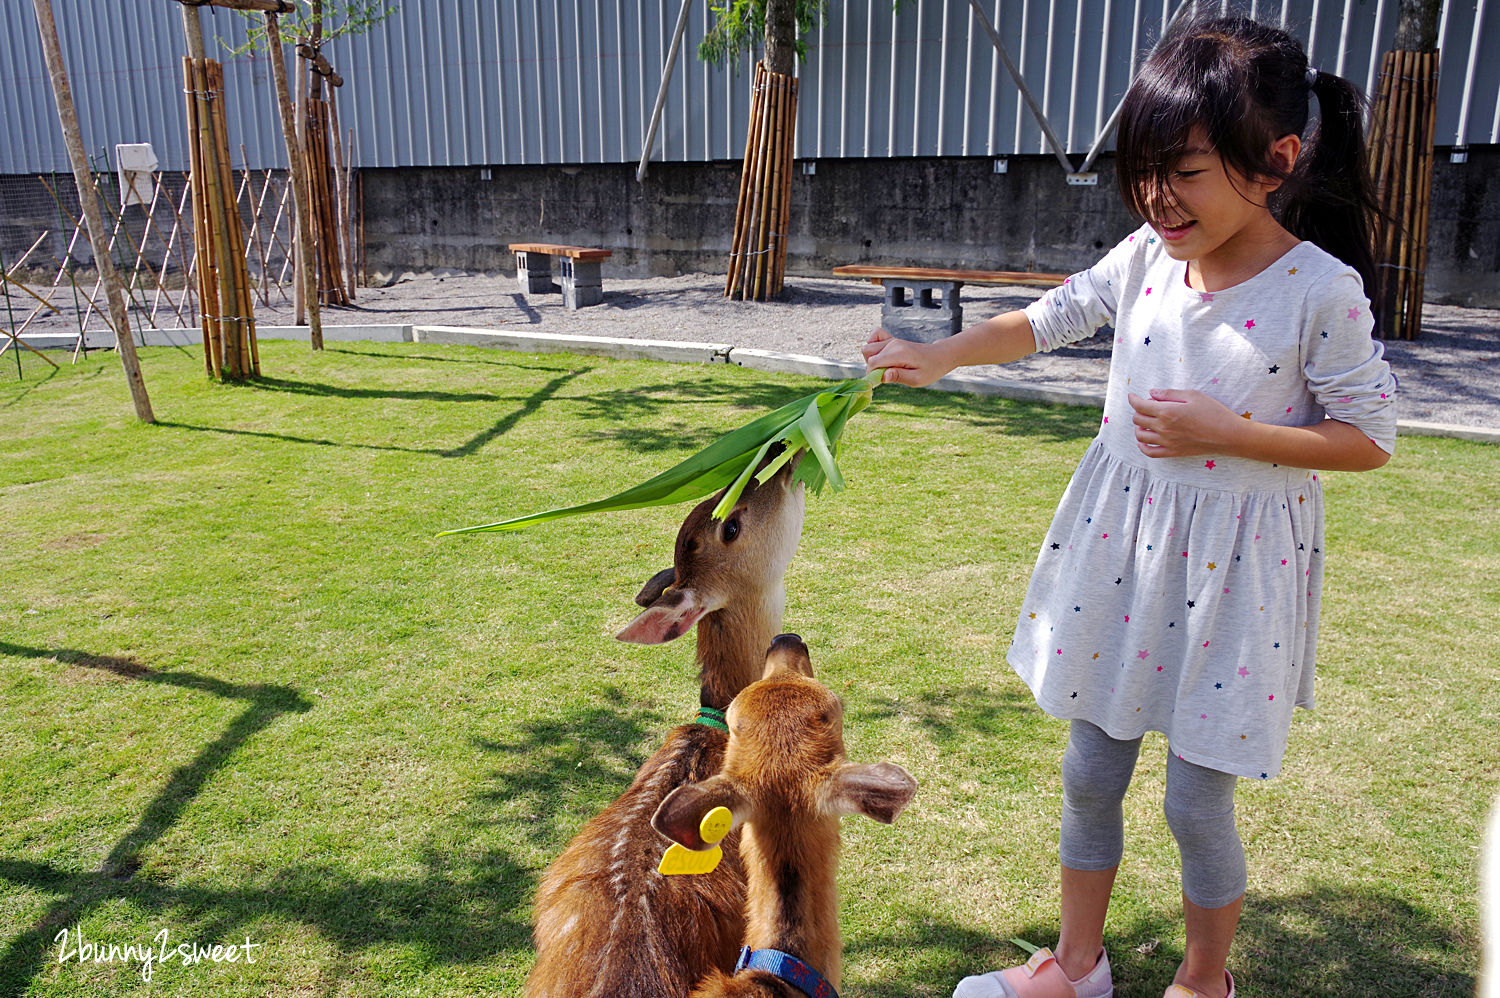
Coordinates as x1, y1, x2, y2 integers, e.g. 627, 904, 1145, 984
1, 342, 1493, 997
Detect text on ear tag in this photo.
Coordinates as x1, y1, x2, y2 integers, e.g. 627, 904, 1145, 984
657, 843, 723, 876
699, 806, 732, 844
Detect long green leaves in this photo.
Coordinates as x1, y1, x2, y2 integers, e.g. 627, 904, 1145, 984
440, 368, 885, 535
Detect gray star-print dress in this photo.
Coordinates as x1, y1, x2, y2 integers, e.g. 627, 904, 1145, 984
1010, 226, 1397, 779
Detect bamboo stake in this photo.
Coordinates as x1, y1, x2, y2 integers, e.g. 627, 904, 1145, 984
267, 11, 321, 346
741, 65, 772, 298
209, 60, 255, 374
344, 127, 357, 298
725, 62, 764, 296
1411, 53, 1437, 337
183, 61, 218, 376
32, 0, 152, 419
774, 76, 798, 294
752, 72, 784, 301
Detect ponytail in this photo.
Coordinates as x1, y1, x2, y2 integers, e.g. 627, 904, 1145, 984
1279, 70, 1382, 296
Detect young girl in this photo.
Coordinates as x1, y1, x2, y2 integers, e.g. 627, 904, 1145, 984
863, 15, 1397, 998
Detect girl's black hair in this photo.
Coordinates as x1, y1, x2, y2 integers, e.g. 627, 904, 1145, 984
1115, 13, 1381, 293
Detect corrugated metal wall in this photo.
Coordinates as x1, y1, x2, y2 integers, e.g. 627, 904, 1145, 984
1, 0, 1494, 176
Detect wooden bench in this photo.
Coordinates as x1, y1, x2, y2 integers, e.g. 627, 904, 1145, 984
833, 265, 1068, 342
509, 242, 613, 309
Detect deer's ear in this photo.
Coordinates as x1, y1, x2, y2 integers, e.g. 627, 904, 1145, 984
615, 588, 710, 644
634, 567, 676, 607
652, 776, 745, 850
824, 762, 918, 824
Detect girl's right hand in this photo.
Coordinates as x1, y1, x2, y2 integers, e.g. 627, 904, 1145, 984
861, 328, 951, 387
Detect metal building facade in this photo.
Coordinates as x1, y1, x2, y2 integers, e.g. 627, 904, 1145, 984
1, 0, 1495, 176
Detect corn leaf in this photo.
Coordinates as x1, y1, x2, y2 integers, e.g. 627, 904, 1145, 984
440, 369, 885, 535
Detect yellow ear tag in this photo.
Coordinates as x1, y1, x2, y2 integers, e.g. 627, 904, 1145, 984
656, 807, 734, 876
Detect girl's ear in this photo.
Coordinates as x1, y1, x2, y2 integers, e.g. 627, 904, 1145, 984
823, 762, 918, 824
652, 775, 746, 850
1265, 133, 1302, 187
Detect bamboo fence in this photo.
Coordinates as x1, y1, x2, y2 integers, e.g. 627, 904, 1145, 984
1367, 48, 1439, 341
183, 56, 258, 378
725, 62, 798, 301
305, 95, 349, 307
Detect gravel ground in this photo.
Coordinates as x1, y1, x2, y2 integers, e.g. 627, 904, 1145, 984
17, 270, 1500, 429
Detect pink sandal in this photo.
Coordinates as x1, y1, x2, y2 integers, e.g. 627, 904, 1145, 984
953, 947, 1113, 998
1163, 970, 1235, 998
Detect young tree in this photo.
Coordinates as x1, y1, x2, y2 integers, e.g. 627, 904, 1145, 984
702, 2, 902, 300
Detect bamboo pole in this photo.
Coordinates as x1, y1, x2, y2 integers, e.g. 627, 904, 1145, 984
344, 126, 357, 298
1411, 52, 1437, 336
265, 12, 321, 348
724, 62, 764, 296
183, 61, 218, 377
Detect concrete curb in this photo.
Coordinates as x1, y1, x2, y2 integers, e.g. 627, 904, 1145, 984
29, 324, 1500, 444
410, 326, 731, 365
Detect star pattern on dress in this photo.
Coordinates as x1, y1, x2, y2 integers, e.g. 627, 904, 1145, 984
1244, 319, 1256, 329
1268, 364, 1280, 374
1288, 267, 1298, 275
1347, 307, 1360, 319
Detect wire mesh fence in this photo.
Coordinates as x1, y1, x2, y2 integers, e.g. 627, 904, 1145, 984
1, 149, 309, 364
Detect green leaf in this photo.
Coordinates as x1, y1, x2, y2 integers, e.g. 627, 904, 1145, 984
439, 368, 885, 535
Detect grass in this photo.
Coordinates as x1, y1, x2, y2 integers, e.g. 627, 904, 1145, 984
0, 341, 1494, 997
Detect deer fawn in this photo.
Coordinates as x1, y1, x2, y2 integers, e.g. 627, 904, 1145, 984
654, 634, 919, 998
525, 456, 808, 998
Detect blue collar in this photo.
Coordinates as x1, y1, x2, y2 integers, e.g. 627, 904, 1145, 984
735, 946, 840, 998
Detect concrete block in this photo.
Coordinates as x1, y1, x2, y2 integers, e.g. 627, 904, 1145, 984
516, 250, 555, 294
562, 258, 602, 287
882, 314, 963, 342
563, 283, 604, 309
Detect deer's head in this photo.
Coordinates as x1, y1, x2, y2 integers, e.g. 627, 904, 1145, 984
650, 635, 918, 847
616, 451, 806, 646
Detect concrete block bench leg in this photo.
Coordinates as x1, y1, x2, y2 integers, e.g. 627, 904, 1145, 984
516, 250, 556, 294
561, 258, 604, 309
881, 280, 963, 341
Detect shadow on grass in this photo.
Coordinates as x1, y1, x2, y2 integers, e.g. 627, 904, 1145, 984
848, 684, 1039, 746
470, 685, 674, 851
846, 885, 1474, 998
0, 662, 684, 994
0, 643, 315, 996
572, 373, 1098, 454
155, 366, 592, 459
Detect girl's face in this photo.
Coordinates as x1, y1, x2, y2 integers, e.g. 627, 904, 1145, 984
1141, 126, 1300, 271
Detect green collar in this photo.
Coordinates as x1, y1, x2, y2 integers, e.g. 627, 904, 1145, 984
693, 706, 729, 733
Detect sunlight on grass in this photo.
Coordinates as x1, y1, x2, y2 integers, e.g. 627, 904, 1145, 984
1, 342, 1493, 996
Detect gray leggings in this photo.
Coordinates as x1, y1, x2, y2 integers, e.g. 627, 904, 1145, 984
1060, 719, 1246, 909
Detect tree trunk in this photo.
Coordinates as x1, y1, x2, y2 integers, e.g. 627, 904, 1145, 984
763, 0, 798, 76
1393, 0, 1441, 51
31, 0, 154, 421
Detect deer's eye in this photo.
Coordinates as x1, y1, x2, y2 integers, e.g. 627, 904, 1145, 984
722, 518, 741, 543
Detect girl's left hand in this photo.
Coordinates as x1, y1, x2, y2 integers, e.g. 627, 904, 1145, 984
1127, 389, 1242, 458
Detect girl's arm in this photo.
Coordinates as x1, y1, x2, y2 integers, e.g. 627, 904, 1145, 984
1128, 389, 1391, 471
861, 309, 1037, 386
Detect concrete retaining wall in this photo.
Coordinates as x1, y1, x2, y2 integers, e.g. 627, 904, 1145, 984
360, 149, 1500, 309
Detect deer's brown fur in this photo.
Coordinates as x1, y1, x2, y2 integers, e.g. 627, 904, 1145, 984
653, 636, 918, 997
525, 460, 806, 998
